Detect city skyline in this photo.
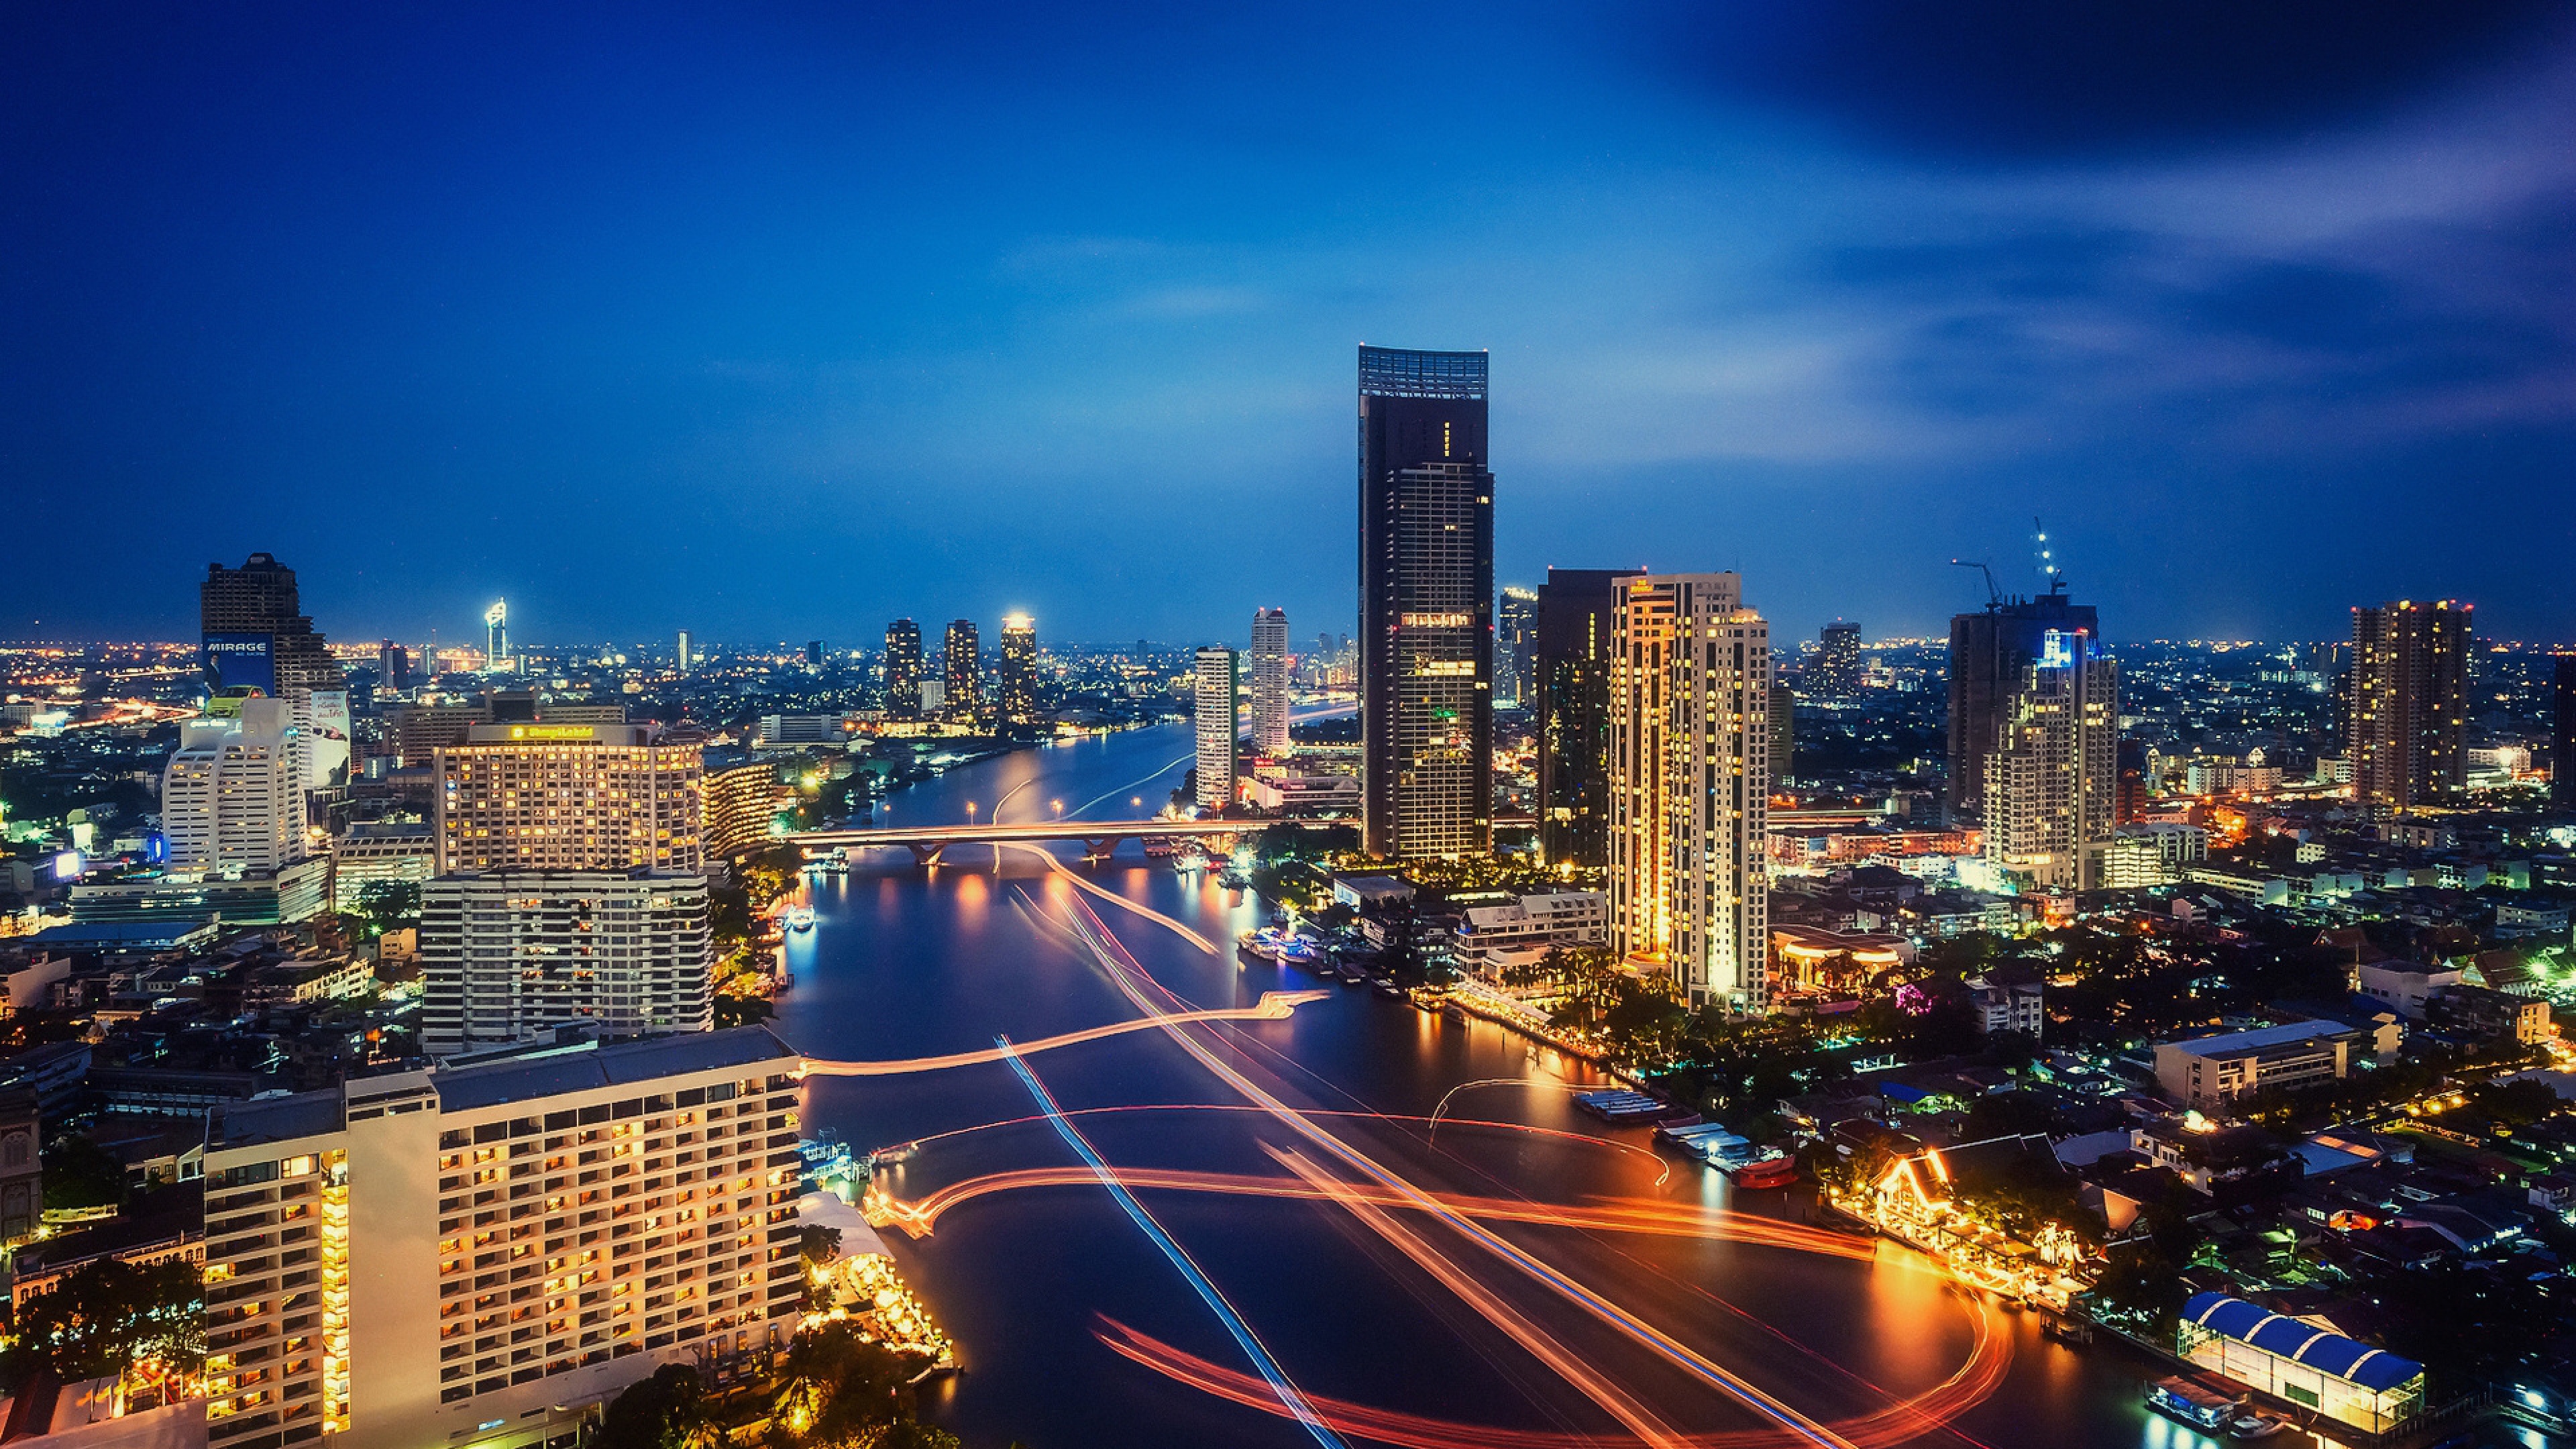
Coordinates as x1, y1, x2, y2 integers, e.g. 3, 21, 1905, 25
8, 7, 2575, 645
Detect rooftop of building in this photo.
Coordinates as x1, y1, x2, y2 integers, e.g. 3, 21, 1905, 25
2182, 1293, 2424, 1392
2160, 1020, 2355, 1059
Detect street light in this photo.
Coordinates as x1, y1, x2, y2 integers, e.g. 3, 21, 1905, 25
965, 802, 977, 823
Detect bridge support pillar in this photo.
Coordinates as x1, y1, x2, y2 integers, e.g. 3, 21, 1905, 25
1079, 838, 1118, 865
904, 842, 949, 867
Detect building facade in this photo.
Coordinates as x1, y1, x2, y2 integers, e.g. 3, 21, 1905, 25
1193, 647, 1237, 810
199, 1029, 806, 1449
943, 620, 980, 718
1980, 625, 2118, 893
1534, 568, 1626, 868
705, 762, 792, 859
881, 621, 922, 718
1607, 573, 1771, 1011
2350, 599, 2471, 809
419, 870, 714, 1056
1249, 608, 1290, 757
202, 552, 345, 701
997, 614, 1038, 724
1813, 621, 1862, 697
165, 698, 309, 876
434, 725, 704, 875
1358, 345, 1493, 859
1946, 590, 2100, 825
1495, 586, 1538, 707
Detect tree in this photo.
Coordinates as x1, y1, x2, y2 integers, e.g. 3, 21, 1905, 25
356, 878, 421, 936
41, 1134, 125, 1214
2, 1257, 203, 1385
768, 1323, 932, 1448
596, 1364, 725, 1449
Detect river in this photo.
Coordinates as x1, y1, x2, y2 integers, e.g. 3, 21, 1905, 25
774, 722, 2216, 1449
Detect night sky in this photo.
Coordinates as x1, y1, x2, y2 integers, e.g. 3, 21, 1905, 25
7, 3, 2573, 647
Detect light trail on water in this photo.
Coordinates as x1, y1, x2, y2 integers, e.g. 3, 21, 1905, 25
994, 1038, 1351, 1449
800, 991, 1330, 1076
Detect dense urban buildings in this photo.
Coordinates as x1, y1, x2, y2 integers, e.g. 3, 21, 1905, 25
998, 613, 1038, 724
1606, 572, 1771, 1011
1249, 607, 1290, 757
1533, 567, 1625, 867
1946, 587, 2102, 825
433, 724, 706, 873
1979, 623, 2118, 892
419, 869, 714, 1055
882, 619, 922, 716
199, 1028, 805, 1449
1357, 344, 1493, 859
1193, 645, 1237, 810
943, 619, 980, 716
2350, 598, 2472, 809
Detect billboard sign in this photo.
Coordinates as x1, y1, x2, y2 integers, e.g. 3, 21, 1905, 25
202, 632, 277, 696
306, 690, 352, 789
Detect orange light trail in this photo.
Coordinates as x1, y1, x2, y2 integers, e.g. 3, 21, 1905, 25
1000, 841, 1220, 953
800, 991, 1330, 1076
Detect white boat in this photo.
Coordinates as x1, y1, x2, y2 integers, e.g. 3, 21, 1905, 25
786, 906, 816, 932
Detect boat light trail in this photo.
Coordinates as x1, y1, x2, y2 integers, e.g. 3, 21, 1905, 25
995, 1038, 1350, 1449
999, 842, 1220, 952
1269, 1144, 1689, 1449
800, 991, 1329, 1077
1051, 896, 1864, 1449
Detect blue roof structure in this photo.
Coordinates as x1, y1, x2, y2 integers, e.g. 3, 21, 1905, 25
2182, 1293, 2423, 1393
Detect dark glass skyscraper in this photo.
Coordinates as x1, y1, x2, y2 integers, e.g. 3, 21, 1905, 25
1946, 587, 2100, 825
201, 551, 343, 700
1358, 345, 1492, 859
883, 619, 922, 716
945, 619, 981, 715
1533, 568, 1627, 867
2555, 655, 2576, 817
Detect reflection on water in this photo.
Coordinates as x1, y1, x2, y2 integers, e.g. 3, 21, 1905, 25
778, 724, 2165, 1448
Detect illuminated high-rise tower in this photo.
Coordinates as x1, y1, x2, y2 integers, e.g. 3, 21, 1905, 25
1495, 586, 1538, 706
200, 551, 343, 700
998, 614, 1040, 724
1947, 588, 2100, 825
1193, 646, 1238, 810
2351, 599, 2471, 808
945, 619, 981, 716
1358, 345, 1492, 859
484, 600, 510, 672
1250, 608, 1290, 757
883, 619, 923, 716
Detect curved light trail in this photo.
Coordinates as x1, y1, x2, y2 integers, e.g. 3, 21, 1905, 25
1000, 841, 1222, 953
800, 991, 1330, 1077
1051, 897, 1863, 1449
998, 1040, 1350, 1449
1427, 1077, 1609, 1137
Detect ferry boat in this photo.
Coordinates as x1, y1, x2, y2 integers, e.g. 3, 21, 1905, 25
820, 848, 849, 873
1723, 1154, 1800, 1189
1173, 847, 1212, 873
785, 906, 816, 932
2144, 1377, 2241, 1436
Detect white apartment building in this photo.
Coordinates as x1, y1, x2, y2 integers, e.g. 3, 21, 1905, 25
1982, 629, 2118, 892
1607, 573, 1771, 1011
1454, 891, 1607, 983
2153, 1020, 2359, 1110
329, 823, 435, 913
2097, 821, 2210, 889
199, 1028, 806, 1449
1250, 608, 1291, 757
1193, 647, 1237, 810
420, 871, 714, 1058
164, 698, 308, 876
435, 724, 704, 875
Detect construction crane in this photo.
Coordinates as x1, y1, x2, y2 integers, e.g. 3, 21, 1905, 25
2033, 516, 2065, 594
1949, 559, 2001, 608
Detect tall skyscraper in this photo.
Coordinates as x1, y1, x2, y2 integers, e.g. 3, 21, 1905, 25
377, 640, 412, 692
1768, 686, 1796, 786
998, 613, 1039, 724
883, 620, 923, 716
1496, 586, 1538, 706
804, 639, 826, 669
2555, 656, 2576, 816
1981, 627, 2118, 892
199, 1028, 805, 1449
1947, 588, 2100, 825
163, 696, 308, 875
1358, 345, 1493, 859
1534, 568, 1627, 867
1815, 621, 1863, 696
484, 600, 510, 672
944, 619, 981, 715
433, 723, 704, 874
1193, 646, 1238, 810
1606, 573, 1770, 1011
201, 551, 343, 700
676, 629, 692, 674
2351, 599, 2472, 809
421, 868, 714, 1055
1249, 608, 1290, 757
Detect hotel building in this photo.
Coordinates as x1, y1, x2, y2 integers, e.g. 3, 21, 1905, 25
434, 725, 704, 875
1193, 647, 1238, 810
199, 1028, 807, 1449
419, 870, 714, 1057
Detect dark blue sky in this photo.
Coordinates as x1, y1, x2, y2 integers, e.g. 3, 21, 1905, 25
7, 3, 2573, 647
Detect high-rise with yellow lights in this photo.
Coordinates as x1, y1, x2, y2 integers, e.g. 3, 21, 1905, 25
2351, 598, 2471, 809
434, 724, 704, 875
1606, 572, 1770, 1012
1980, 625, 2118, 892
199, 1028, 806, 1449
998, 613, 1039, 724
